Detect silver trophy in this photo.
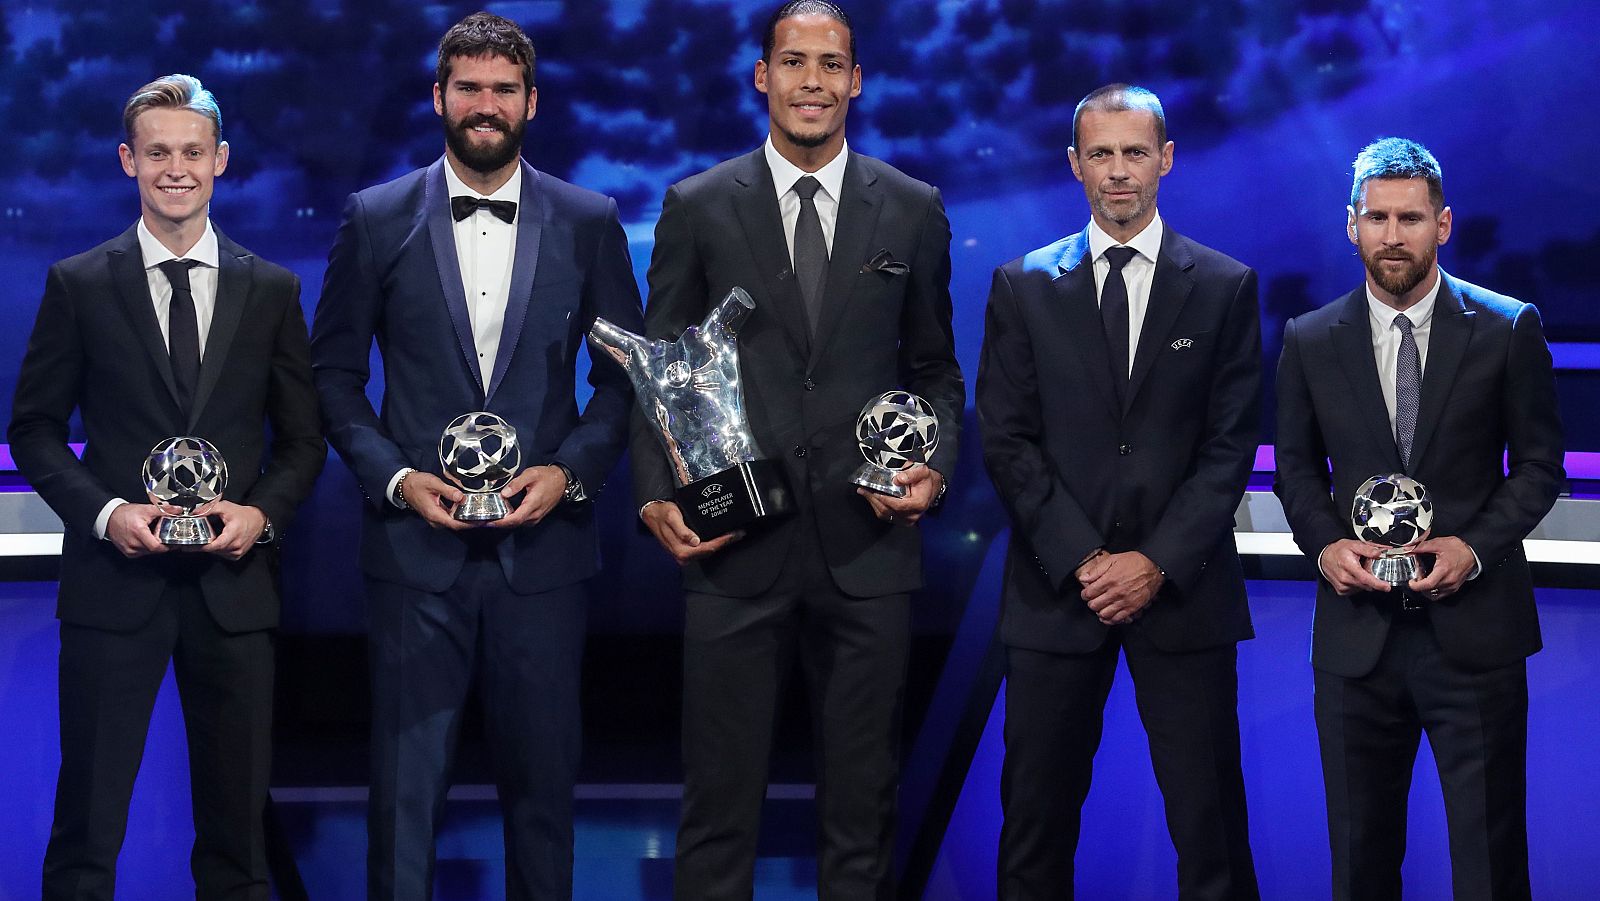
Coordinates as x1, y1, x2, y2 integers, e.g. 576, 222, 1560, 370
439, 412, 521, 522
143, 436, 227, 545
588, 286, 792, 539
850, 390, 940, 498
1351, 473, 1434, 594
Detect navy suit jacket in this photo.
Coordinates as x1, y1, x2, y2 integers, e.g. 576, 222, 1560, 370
1274, 272, 1564, 676
633, 148, 963, 599
977, 226, 1262, 654
311, 158, 643, 594
8, 225, 325, 633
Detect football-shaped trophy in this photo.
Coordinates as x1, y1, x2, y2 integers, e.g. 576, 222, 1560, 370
1351, 473, 1434, 588
439, 412, 521, 522
142, 436, 228, 545
588, 287, 792, 540
850, 391, 940, 498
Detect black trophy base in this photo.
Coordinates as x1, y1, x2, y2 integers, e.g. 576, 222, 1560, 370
676, 459, 793, 541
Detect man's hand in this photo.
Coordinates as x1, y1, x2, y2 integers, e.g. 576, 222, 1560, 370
1081, 551, 1163, 626
402, 472, 471, 531
490, 465, 566, 529
106, 502, 168, 558
1408, 535, 1477, 601
1318, 539, 1392, 596
202, 500, 268, 561
857, 465, 944, 527
1075, 548, 1112, 586
640, 501, 740, 565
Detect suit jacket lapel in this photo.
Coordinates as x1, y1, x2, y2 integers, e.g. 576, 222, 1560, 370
1408, 272, 1474, 471
1125, 230, 1195, 414
732, 150, 810, 360
1050, 232, 1120, 421
187, 230, 251, 431
425, 157, 487, 399
485, 161, 544, 404
808, 152, 883, 372
1329, 288, 1405, 470
108, 226, 182, 412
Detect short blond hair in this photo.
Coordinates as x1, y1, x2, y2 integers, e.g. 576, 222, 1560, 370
122, 74, 222, 144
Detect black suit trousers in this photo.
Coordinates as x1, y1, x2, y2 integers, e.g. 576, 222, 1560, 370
999, 633, 1258, 901
1315, 613, 1530, 901
44, 576, 273, 901
364, 546, 586, 901
676, 511, 910, 901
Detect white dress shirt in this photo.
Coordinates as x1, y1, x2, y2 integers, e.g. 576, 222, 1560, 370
387, 163, 522, 507
1086, 214, 1165, 377
95, 219, 222, 538
1366, 274, 1440, 433
765, 136, 848, 260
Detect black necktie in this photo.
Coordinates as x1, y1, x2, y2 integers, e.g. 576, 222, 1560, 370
450, 195, 517, 223
157, 259, 201, 412
791, 175, 828, 334
1394, 313, 1421, 468
1100, 245, 1138, 396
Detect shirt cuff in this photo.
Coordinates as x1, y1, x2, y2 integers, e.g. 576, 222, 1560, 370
386, 468, 414, 508
95, 498, 128, 540
1316, 543, 1334, 582
1465, 544, 1482, 581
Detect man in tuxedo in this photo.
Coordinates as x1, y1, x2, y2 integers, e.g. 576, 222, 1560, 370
309, 13, 642, 900
8, 74, 325, 900
977, 83, 1262, 900
1274, 138, 1563, 901
633, 2, 962, 896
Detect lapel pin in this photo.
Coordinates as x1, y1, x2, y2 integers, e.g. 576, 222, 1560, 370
1171, 338, 1194, 350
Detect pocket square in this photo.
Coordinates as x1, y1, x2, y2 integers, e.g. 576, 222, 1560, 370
861, 249, 910, 275
1170, 338, 1194, 350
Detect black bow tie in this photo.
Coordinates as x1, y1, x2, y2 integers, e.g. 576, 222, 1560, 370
451, 195, 517, 223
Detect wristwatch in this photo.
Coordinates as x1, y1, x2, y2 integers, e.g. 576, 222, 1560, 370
553, 463, 586, 503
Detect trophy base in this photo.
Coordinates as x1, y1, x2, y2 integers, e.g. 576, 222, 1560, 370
1370, 550, 1421, 587
455, 492, 509, 522
158, 515, 214, 546
850, 462, 909, 498
676, 459, 794, 540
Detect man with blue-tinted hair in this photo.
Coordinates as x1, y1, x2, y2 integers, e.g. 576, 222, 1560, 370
1275, 137, 1564, 900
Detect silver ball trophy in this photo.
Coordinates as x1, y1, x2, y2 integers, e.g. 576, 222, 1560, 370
850, 390, 940, 498
588, 286, 792, 540
439, 411, 522, 522
1351, 473, 1434, 587
142, 436, 228, 545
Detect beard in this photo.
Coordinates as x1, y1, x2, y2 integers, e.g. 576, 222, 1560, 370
444, 112, 525, 174
1362, 243, 1437, 298
1090, 181, 1157, 227
777, 122, 833, 149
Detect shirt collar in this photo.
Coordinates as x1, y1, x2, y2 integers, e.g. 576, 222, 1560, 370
764, 136, 849, 203
1087, 213, 1164, 265
137, 218, 219, 269
444, 158, 523, 204
1366, 267, 1442, 331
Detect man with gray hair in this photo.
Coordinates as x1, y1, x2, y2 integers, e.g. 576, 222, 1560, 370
978, 82, 1262, 899
9, 73, 324, 899
1274, 137, 1563, 900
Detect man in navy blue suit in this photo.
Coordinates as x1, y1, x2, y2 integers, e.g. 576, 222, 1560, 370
310, 13, 643, 900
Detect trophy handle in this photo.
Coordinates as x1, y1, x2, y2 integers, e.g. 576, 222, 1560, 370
587, 317, 651, 373
702, 287, 755, 338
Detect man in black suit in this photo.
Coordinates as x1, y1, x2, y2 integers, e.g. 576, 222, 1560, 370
8, 74, 325, 900
977, 83, 1262, 900
1274, 137, 1564, 901
633, 2, 962, 896
310, 13, 642, 900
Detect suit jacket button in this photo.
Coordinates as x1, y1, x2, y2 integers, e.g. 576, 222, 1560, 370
803, 379, 816, 391
1119, 444, 1132, 456
793, 446, 807, 458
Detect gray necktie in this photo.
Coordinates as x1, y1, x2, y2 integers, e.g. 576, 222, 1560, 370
1394, 312, 1421, 468
791, 175, 828, 334
1100, 246, 1138, 395
157, 259, 201, 413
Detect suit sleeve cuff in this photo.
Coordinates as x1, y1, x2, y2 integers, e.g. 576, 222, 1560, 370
95, 499, 127, 540
386, 468, 413, 508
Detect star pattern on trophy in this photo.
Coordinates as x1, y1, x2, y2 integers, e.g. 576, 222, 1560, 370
439, 412, 521, 493
143, 436, 227, 512
1352, 473, 1433, 549
856, 391, 939, 472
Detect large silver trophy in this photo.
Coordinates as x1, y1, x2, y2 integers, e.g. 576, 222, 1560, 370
588, 286, 792, 539
439, 411, 521, 522
143, 436, 227, 545
850, 390, 940, 498
1351, 473, 1434, 597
